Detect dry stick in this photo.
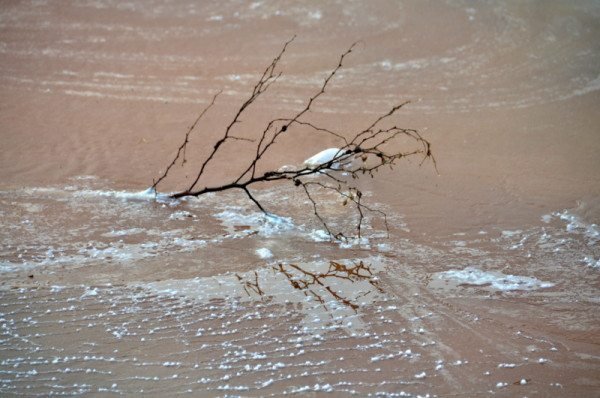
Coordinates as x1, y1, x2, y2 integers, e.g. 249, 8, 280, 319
157, 40, 435, 240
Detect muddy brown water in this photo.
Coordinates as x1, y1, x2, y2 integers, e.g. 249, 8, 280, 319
1, 1, 599, 396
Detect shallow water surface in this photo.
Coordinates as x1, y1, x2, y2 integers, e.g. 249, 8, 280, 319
1, 0, 599, 396
1, 178, 598, 396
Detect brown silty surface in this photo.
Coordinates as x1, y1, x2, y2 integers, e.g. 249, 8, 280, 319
1, 1, 599, 396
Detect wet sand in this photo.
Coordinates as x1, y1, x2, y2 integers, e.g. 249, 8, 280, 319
1, 1, 599, 396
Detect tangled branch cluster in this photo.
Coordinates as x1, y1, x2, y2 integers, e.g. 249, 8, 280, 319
153, 37, 435, 239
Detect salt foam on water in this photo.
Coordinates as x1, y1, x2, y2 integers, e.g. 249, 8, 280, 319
555, 210, 599, 245
73, 187, 177, 205
542, 209, 600, 268
435, 267, 554, 291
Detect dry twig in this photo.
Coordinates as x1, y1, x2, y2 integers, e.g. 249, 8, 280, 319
153, 37, 435, 239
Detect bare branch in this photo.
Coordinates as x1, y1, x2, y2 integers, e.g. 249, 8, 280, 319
153, 39, 435, 240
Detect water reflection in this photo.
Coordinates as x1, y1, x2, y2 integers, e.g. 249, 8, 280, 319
235, 270, 264, 296
273, 261, 383, 311
234, 260, 385, 312
141, 257, 387, 333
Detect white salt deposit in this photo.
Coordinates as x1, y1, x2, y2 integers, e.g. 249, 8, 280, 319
501, 230, 523, 238
214, 210, 294, 237
309, 229, 331, 242
339, 236, 371, 249
255, 248, 273, 259
169, 210, 195, 220
434, 267, 554, 291
102, 228, 145, 237
583, 256, 600, 268
308, 10, 322, 20
555, 210, 599, 245
377, 243, 392, 252
80, 287, 99, 298
73, 187, 177, 205
414, 371, 427, 379
308, 229, 370, 248
498, 363, 516, 368
171, 237, 206, 249
303, 148, 350, 170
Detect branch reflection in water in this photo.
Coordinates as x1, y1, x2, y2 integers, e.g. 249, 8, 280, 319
237, 260, 384, 312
